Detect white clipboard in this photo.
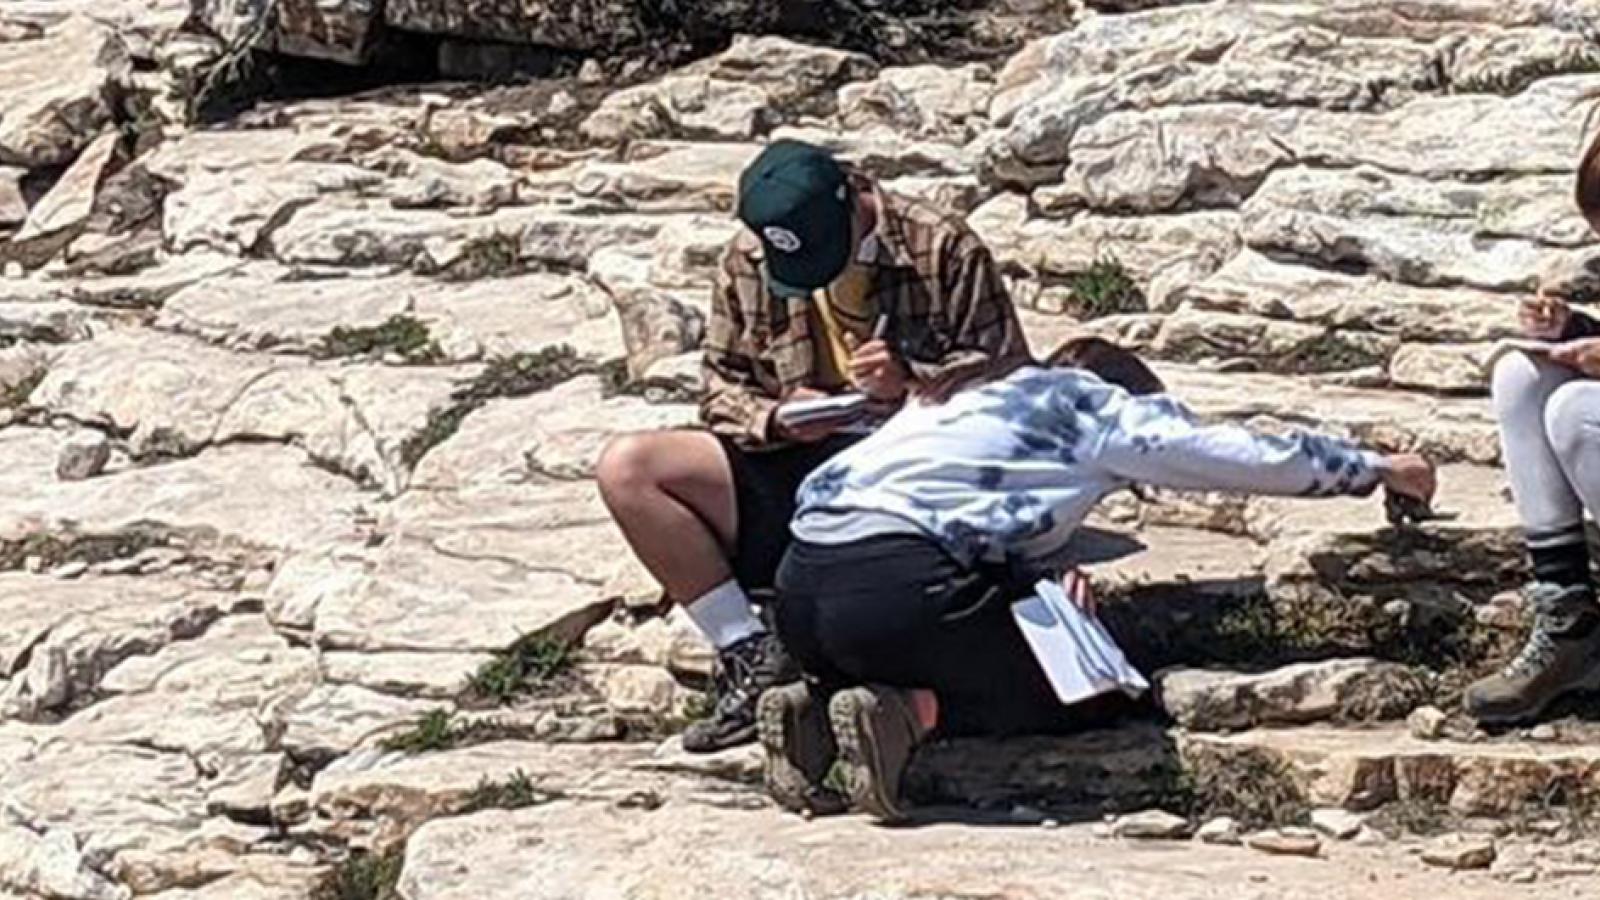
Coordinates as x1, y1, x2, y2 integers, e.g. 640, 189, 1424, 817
1011, 578, 1149, 706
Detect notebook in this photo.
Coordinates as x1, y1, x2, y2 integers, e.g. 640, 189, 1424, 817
774, 393, 871, 430
1011, 577, 1150, 706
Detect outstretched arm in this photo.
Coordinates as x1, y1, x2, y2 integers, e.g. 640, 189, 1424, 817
1095, 393, 1402, 499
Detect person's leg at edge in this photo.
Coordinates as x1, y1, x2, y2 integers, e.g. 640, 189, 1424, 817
596, 430, 775, 750
1466, 353, 1600, 722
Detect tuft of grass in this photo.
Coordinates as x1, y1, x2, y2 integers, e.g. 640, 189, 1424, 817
1276, 330, 1388, 375
1452, 51, 1600, 96
679, 691, 714, 723
1, 367, 45, 409
467, 635, 573, 705
381, 709, 462, 754
312, 847, 403, 900
1172, 747, 1308, 831
398, 345, 598, 470
396, 404, 474, 472
434, 233, 523, 282
1063, 256, 1146, 320
320, 315, 443, 364
458, 346, 594, 405
457, 768, 554, 814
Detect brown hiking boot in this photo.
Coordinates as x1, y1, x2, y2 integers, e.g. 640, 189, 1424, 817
829, 685, 925, 823
757, 682, 846, 816
1464, 583, 1600, 724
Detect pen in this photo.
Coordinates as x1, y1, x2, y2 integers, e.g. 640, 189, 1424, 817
872, 313, 890, 341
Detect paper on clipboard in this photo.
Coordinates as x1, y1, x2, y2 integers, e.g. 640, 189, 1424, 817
774, 393, 871, 430
1011, 578, 1149, 706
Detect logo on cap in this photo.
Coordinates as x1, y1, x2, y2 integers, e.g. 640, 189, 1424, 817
762, 226, 803, 254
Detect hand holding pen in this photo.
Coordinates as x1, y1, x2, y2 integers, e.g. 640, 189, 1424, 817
847, 314, 909, 402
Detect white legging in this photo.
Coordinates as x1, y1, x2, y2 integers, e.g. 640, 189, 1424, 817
1493, 351, 1600, 540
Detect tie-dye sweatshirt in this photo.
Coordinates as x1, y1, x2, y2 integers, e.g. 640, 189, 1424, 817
790, 366, 1387, 575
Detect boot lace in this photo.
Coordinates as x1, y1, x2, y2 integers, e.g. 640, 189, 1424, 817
1502, 583, 1593, 679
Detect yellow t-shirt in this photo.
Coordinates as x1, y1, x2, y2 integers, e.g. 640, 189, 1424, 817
810, 261, 877, 391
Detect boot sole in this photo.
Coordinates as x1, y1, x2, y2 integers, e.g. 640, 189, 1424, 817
830, 691, 908, 824
757, 687, 816, 814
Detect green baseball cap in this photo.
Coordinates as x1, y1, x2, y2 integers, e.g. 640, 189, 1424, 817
737, 140, 853, 298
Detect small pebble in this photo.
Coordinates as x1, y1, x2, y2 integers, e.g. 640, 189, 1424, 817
1353, 826, 1388, 847
50, 561, 89, 579
1196, 816, 1242, 846
1110, 809, 1191, 840
1421, 836, 1496, 871
1310, 808, 1364, 841
1502, 867, 1538, 885
1407, 705, 1448, 741
1246, 829, 1322, 858
1529, 724, 1557, 742
1042, 818, 1060, 830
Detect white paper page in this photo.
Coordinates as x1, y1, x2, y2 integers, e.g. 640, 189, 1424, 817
1011, 578, 1149, 706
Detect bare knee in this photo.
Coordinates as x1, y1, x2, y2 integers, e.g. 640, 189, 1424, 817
596, 433, 661, 507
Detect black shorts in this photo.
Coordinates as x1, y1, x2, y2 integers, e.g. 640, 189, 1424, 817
715, 433, 861, 599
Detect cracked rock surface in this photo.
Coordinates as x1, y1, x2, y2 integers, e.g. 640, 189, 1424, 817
3, 1, 1600, 897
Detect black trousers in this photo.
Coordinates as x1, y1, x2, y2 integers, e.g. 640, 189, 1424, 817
774, 534, 1131, 737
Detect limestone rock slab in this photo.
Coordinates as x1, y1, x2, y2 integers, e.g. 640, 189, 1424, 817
278, 684, 438, 759
267, 199, 662, 273
1186, 249, 1517, 344
1155, 658, 1426, 731
297, 534, 613, 654
0, 824, 129, 900
321, 651, 490, 700
160, 268, 620, 363
1157, 364, 1501, 465
838, 64, 996, 144
582, 36, 875, 144
0, 739, 212, 863
0, 17, 128, 168
311, 741, 649, 828
1242, 166, 1589, 293
0, 440, 368, 554
0, 573, 229, 721
58, 615, 317, 758
162, 162, 381, 254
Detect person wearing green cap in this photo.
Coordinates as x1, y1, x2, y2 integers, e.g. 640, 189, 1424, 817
596, 139, 1030, 755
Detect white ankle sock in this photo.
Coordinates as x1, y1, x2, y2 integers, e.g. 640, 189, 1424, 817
684, 579, 765, 650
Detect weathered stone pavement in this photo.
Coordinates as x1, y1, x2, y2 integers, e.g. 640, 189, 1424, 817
4, 0, 1600, 897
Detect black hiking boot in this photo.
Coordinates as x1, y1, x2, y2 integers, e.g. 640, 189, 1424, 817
682, 630, 799, 753
1464, 583, 1600, 724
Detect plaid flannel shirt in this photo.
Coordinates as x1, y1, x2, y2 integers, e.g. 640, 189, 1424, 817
701, 174, 1031, 449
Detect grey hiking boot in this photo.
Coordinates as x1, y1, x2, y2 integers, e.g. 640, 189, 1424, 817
757, 681, 846, 816
1464, 583, 1600, 724
682, 631, 799, 754
829, 685, 926, 823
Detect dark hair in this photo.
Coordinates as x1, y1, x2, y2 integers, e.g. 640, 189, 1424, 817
1044, 337, 1166, 396
1580, 117, 1600, 235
